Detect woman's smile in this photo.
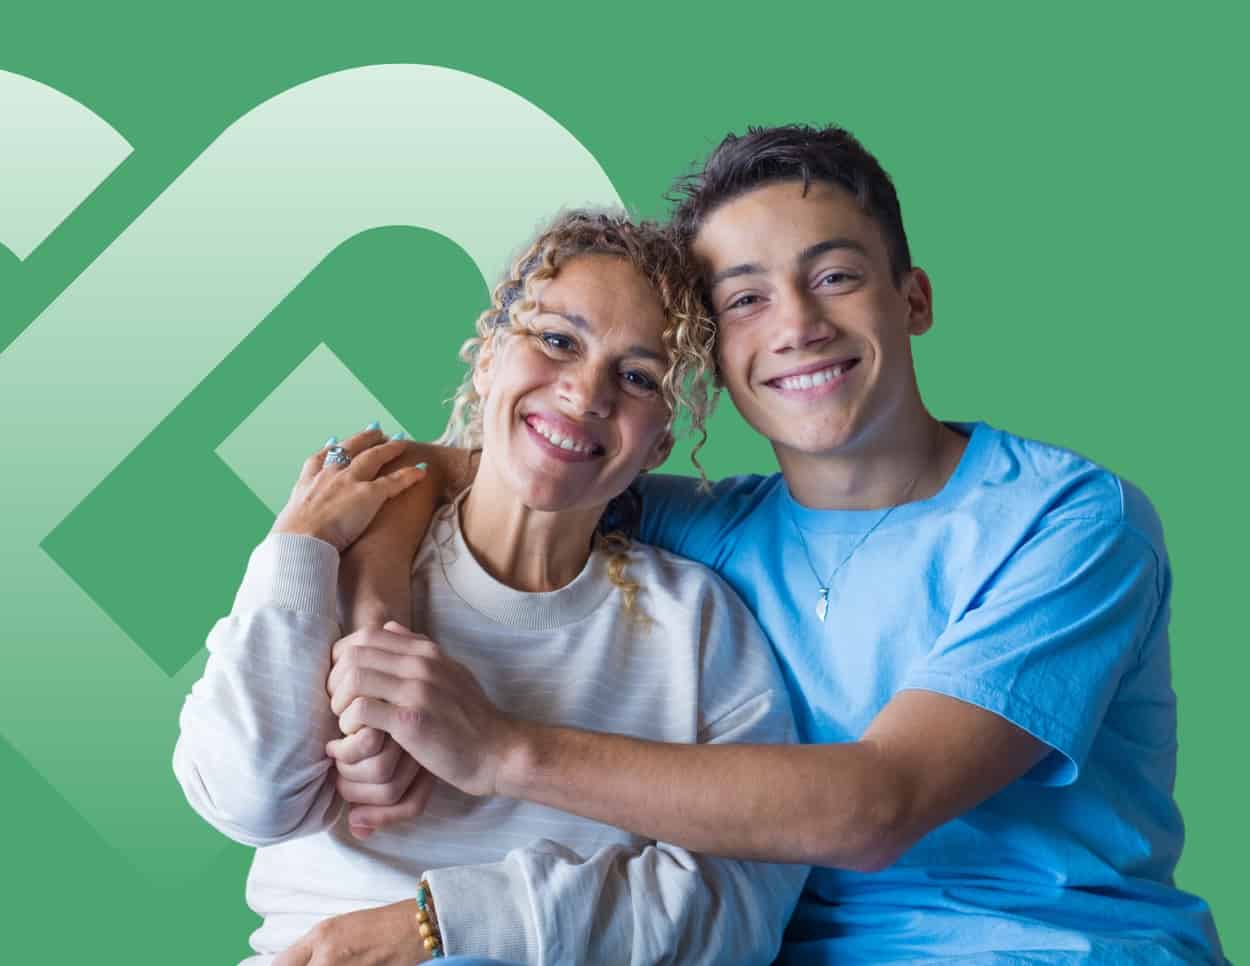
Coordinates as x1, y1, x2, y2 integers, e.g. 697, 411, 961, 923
522, 412, 605, 460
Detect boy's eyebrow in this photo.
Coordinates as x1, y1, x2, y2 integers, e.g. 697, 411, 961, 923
707, 237, 870, 287
707, 262, 764, 287
799, 237, 869, 262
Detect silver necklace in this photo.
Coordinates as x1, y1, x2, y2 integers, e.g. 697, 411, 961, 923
789, 461, 927, 623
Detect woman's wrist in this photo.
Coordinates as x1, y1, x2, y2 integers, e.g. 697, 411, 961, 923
415, 879, 444, 958
270, 519, 338, 549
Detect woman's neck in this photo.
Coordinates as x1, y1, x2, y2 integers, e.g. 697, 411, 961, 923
459, 464, 605, 593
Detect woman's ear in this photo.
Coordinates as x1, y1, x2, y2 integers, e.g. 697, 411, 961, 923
472, 335, 497, 400
641, 430, 675, 473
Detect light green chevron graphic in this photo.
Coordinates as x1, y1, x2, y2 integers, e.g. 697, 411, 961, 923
0, 64, 620, 884
0, 70, 133, 259
216, 343, 413, 514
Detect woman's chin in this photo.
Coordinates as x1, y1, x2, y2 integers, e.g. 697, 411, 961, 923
511, 473, 620, 518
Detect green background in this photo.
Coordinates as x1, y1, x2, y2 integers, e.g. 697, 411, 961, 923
1, 2, 1243, 961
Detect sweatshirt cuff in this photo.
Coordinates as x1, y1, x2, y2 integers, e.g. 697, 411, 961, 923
424, 862, 539, 962
232, 532, 340, 624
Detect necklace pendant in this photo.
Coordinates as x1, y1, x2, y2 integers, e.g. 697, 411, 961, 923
816, 587, 830, 623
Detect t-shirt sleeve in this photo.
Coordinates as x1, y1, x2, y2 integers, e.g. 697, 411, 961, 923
901, 516, 1165, 786
635, 472, 766, 566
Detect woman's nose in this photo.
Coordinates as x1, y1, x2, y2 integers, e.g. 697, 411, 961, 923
559, 363, 613, 418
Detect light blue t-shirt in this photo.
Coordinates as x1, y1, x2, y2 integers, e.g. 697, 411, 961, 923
637, 423, 1225, 964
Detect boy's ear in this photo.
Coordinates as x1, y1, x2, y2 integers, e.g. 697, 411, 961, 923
642, 430, 675, 473
903, 267, 935, 336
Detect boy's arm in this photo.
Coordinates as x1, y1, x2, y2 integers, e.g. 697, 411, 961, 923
336, 516, 1155, 868
331, 442, 474, 833
337, 443, 474, 629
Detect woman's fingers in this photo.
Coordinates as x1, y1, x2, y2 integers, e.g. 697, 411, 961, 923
346, 437, 411, 478
332, 733, 402, 783
375, 463, 427, 499
338, 426, 389, 458
325, 725, 386, 765
335, 745, 422, 807
347, 768, 436, 837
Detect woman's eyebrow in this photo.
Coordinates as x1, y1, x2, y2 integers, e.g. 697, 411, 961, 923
626, 345, 665, 362
547, 310, 664, 361
550, 310, 591, 330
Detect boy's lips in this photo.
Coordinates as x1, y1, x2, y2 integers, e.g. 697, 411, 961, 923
766, 357, 860, 394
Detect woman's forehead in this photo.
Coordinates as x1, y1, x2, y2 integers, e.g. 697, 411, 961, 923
532, 255, 668, 350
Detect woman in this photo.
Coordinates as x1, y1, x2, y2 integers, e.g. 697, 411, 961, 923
173, 211, 805, 965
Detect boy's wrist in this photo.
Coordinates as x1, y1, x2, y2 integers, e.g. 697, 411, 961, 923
496, 719, 559, 801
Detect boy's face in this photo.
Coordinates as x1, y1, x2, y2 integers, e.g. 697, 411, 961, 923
693, 180, 933, 464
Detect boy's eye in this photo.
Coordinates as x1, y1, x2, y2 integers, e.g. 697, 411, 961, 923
724, 293, 761, 312
816, 271, 856, 287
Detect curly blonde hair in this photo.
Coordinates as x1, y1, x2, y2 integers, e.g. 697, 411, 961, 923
438, 209, 718, 618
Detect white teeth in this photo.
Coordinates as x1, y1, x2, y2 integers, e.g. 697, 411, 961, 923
778, 364, 848, 391
530, 419, 594, 454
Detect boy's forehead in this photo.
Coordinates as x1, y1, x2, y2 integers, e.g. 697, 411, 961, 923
692, 180, 876, 273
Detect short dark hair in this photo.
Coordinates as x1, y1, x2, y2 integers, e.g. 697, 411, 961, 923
669, 124, 913, 284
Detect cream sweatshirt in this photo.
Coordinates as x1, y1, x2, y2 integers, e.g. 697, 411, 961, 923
174, 507, 806, 964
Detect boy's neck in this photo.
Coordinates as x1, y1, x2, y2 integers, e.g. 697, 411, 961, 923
778, 410, 967, 511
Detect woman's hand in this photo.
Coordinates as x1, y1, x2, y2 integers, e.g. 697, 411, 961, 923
271, 428, 427, 553
272, 899, 427, 966
326, 726, 436, 838
328, 622, 516, 798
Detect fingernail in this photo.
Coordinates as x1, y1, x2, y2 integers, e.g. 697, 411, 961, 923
324, 435, 338, 447
365, 420, 381, 431
391, 431, 408, 441
415, 461, 428, 471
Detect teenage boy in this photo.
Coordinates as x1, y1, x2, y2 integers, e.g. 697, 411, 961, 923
329, 126, 1225, 963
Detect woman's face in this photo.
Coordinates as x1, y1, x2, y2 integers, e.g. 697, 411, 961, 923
473, 253, 675, 514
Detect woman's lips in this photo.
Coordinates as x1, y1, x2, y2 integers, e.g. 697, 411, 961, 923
523, 415, 601, 462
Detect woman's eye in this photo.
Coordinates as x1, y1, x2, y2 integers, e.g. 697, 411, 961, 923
622, 370, 659, 393
540, 332, 575, 352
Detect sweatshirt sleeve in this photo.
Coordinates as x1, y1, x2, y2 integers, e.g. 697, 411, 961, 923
172, 533, 345, 846
424, 569, 808, 964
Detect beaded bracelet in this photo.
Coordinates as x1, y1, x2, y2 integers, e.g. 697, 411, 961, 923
415, 879, 444, 959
